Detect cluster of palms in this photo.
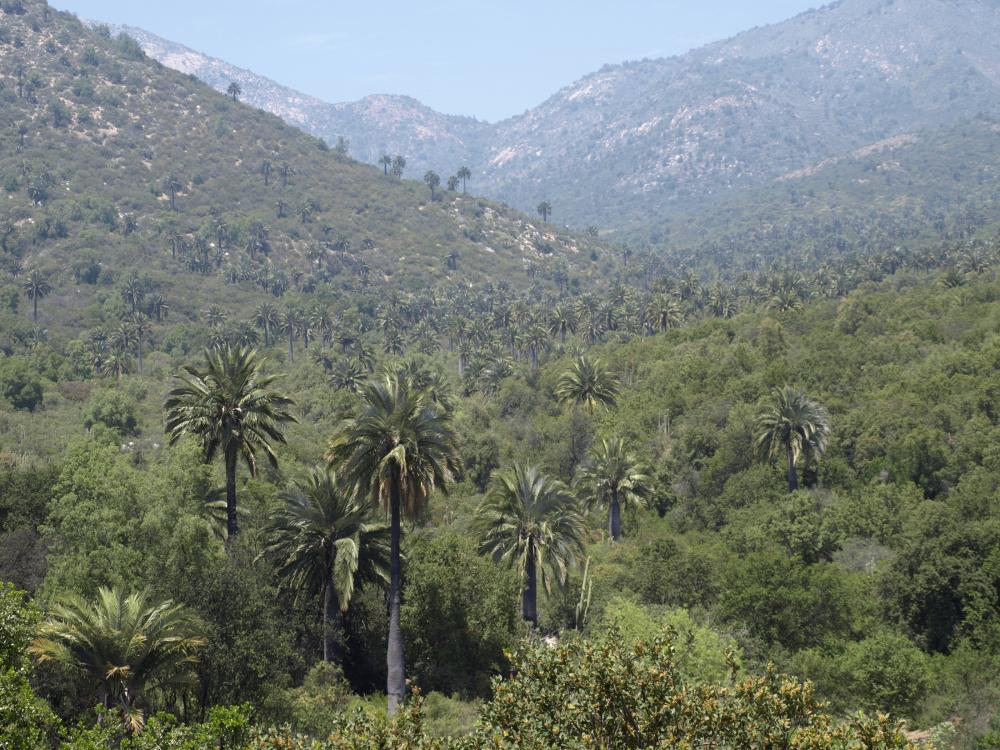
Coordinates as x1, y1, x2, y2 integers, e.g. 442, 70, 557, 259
32, 339, 831, 727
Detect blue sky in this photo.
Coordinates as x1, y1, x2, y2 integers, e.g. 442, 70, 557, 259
52, 1, 820, 121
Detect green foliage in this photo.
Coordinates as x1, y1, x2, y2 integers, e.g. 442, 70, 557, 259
402, 532, 519, 697
83, 388, 138, 435
0, 356, 43, 410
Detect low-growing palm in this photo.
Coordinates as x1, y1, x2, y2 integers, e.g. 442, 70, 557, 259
754, 385, 831, 491
164, 345, 296, 542
325, 374, 459, 714
29, 587, 205, 733
578, 438, 652, 541
262, 467, 390, 664
476, 463, 585, 627
555, 356, 619, 414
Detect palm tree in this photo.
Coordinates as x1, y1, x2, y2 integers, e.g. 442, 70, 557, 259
22, 269, 51, 323
164, 345, 296, 541
130, 313, 151, 375
162, 174, 181, 210
329, 359, 365, 393
646, 294, 682, 333
29, 587, 205, 733
549, 303, 577, 343
476, 464, 585, 626
227, 81, 242, 101
325, 374, 459, 714
536, 201, 552, 223
121, 273, 144, 313
280, 307, 301, 362
423, 170, 440, 199
262, 467, 391, 664
578, 438, 652, 541
555, 356, 618, 414
391, 155, 406, 178
279, 162, 296, 187
254, 302, 279, 348
754, 385, 831, 492
147, 294, 168, 322
378, 154, 392, 175
457, 166, 471, 194
260, 159, 272, 186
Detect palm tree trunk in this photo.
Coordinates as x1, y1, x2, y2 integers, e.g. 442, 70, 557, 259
609, 490, 622, 541
32, 296, 38, 323
288, 335, 294, 363
136, 334, 143, 375
521, 543, 538, 627
386, 479, 405, 715
225, 450, 238, 544
786, 441, 798, 492
322, 584, 343, 664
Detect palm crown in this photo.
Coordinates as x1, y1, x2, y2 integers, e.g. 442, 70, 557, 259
29, 587, 205, 733
263, 466, 390, 663
754, 385, 831, 491
476, 463, 586, 625
555, 356, 619, 414
578, 437, 652, 541
164, 345, 296, 540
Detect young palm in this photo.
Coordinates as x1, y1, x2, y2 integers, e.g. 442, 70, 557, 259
325, 374, 459, 714
164, 345, 296, 542
555, 356, 619, 414
476, 464, 586, 626
262, 467, 390, 664
29, 587, 205, 733
578, 438, 652, 541
754, 385, 831, 491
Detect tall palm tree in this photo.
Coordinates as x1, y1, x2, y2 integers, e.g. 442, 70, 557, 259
457, 166, 471, 194
162, 174, 181, 210
254, 302, 278, 348
536, 201, 552, 222
29, 587, 205, 733
121, 273, 144, 313
578, 438, 652, 541
260, 159, 272, 186
280, 307, 301, 362
423, 170, 440, 199
754, 385, 831, 492
549, 303, 577, 343
130, 313, 151, 375
555, 356, 619, 414
378, 154, 392, 175
476, 464, 585, 626
329, 359, 365, 393
227, 81, 242, 101
164, 345, 296, 541
262, 468, 391, 664
325, 374, 459, 715
22, 269, 51, 323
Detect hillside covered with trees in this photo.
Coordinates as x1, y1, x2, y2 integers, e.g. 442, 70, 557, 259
2, 1, 1000, 749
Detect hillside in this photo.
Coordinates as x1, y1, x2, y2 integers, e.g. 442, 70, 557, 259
0, 1, 601, 343
95, 23, 491, 172
99, 0, 1000, 233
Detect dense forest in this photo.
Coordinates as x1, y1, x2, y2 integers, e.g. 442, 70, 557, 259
2, 1, 1000, 748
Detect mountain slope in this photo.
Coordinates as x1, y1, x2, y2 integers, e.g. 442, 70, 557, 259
0, 2, 599, 341
95, 23, 490, 175
100, 0, 1000, 233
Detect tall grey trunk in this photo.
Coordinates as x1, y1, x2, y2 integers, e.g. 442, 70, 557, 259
322, 584, 343, 664
786, 442, 798, 492
32, 296, 38, 322
386, 479, 405, 714
609, 491, 622, 541
521, 543, 538, 627
225, 450, 238, 544
287, 335, 294, 363
136, 333, 143, 375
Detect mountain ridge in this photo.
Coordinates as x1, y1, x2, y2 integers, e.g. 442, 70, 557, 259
85, 0, 1000, 234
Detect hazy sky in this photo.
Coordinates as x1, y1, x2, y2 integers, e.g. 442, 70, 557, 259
51, 1, 820, 121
